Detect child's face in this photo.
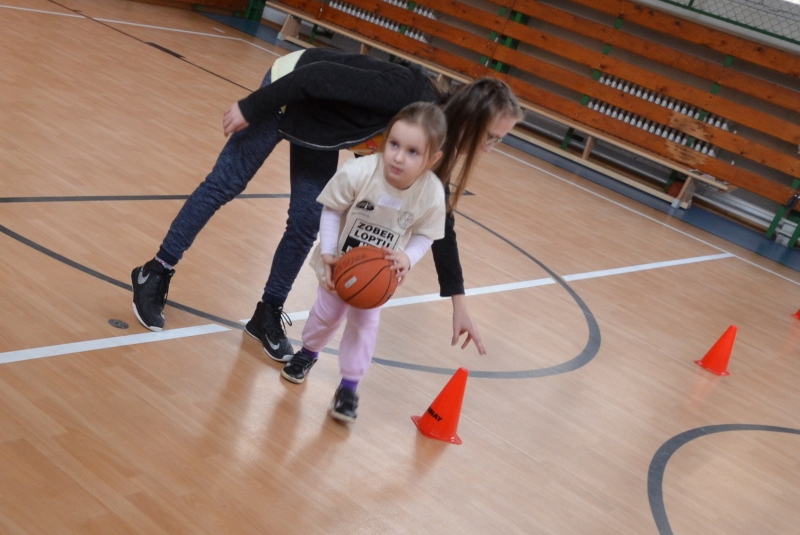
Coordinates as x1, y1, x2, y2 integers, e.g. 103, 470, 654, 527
382, 120, 432, 190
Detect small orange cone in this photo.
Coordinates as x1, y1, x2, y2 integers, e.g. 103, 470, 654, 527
793, 309, 800, 320
695, 325, 736, 376
412, 367, 468, 444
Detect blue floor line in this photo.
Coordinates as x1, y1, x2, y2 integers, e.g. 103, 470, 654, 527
201, 13, 800, 274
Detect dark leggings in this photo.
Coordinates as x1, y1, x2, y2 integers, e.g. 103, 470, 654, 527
156, 68, 339, 305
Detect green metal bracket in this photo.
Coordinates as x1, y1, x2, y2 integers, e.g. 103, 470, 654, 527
246, 0, 265, 21
480, 7, 507, 67
582, 20, 617, 117
562, 127, 575, 150
401, 0, 414, 34
482, 8, 529, 73
766, 179, 800, 239
766, 206, 787, 238
789, 214, 800, 247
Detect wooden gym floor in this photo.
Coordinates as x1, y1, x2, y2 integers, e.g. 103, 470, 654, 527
1, 1, 798, 533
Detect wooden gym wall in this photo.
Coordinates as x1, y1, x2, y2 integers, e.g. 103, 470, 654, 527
266, 0, 800, 233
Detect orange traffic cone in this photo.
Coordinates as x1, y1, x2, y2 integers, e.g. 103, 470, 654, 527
793, 309, 800, 320
695, 325, 737, 376
412, 367, 468, 444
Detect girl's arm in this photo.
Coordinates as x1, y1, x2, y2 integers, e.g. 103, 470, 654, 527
319, 207, 343, 291
431, 210, 464, 296
385, 234, 433, 285
431, 202, 487, 355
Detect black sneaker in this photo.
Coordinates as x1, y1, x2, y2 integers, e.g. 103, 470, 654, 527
245, 301, 294, 362
280, 351, 317, 384
330, 386, 359, 422
131, 259, 175, 331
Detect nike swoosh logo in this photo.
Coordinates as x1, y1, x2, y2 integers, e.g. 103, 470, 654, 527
137, 270, 150, 285
266, 337, 281, 351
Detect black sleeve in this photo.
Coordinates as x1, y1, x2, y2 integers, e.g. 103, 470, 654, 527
431, 189, 465, 296
237, 61, 420, 123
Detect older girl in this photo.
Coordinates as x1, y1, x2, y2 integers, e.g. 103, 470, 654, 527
130, 49, 523, 361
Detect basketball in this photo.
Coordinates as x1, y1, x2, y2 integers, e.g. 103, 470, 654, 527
333, 246, 398, 309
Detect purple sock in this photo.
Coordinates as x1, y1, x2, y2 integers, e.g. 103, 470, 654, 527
301, 347, 318, 360
340, 378, 359, 392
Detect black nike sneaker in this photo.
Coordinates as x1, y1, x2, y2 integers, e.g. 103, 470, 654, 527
131, 259, 175, 331
245, 301, 294, 362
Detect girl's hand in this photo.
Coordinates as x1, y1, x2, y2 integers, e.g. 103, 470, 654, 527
384, 248, 410, 286
321, 253, 337, 291
222, 103, 249, 137
451, 294, 487, 355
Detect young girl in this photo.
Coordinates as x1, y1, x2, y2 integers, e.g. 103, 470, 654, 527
280, 102, 448, 423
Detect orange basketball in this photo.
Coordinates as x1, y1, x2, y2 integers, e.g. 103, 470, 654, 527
333, 246, 398, 309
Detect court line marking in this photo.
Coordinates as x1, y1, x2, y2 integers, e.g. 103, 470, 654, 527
0, 5, 781, 359
0, 4, 81, 16
7, 2, 797, 286
0, 325, 229, 365
497, 148, 800, 286
0, 4, 281, 54
1, 253, 732, 364
273, 252, 734, 322
4, 2, 798, 287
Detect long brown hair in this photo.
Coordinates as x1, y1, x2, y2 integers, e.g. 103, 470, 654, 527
434, 77, 523, 211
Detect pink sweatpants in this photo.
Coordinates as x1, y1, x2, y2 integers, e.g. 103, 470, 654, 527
302, 285, 382, 382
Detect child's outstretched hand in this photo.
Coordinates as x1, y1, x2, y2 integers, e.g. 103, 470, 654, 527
384, 248, 410, 286
321, 253, 337, 292
223, 103, 249, 137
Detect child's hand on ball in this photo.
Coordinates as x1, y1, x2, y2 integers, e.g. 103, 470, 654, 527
321, 254, 337, 291
384, 249, 410, 286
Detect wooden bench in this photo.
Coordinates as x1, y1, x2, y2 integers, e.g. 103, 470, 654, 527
266, 0, 799, 222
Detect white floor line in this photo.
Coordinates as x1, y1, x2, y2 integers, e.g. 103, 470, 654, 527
497, 149, 800, 285
0, 324, 229, 365
0, 5, 82, 16
251, 252, 735, 323
7, 3, 796, 285
562, 253, 734, 281
3, 5, 788, 358
0, 4, 281, 55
